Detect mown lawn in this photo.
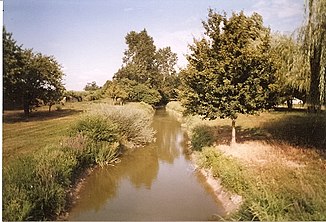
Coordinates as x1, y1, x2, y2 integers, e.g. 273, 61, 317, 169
3, 103, 85, 164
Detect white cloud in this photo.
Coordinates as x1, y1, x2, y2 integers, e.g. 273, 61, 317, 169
249, 0, 304, 32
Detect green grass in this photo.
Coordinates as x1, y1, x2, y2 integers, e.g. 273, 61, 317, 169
196, 147, 326, 221
3, 108, 82, 164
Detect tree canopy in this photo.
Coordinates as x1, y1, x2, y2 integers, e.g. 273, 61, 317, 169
3, 28, 65, 115
112, 29, 179, 105
180, 10, 277, 143
270, 33, 309, 108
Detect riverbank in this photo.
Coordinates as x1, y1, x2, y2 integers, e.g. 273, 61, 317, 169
3, 102, 156, 221
166, 101, 326, 220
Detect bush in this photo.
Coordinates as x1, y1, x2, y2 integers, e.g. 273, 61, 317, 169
191, 125, 216, 151
71, 114, 119, 143
89, 104, 155, 147
129, 84, 162, 106
94, 141, 120, 167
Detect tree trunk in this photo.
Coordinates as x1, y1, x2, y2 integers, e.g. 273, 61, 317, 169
287, 99, 293, 110
231, 119, 236, 145
308, 40, 321, 112
23, 102, 30, 117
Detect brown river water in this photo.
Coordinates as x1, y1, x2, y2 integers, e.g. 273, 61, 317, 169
68, 109, 225, 220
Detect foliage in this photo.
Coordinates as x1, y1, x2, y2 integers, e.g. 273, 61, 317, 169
191, 125, 216, 151
3, 28, 65, 115
84, 81, 100, 91
270, 34, 309, 106
180, 10, 278, 143
64, 90, 85, 102
103, 79, 130, 101
71, 114, 119, 143
114, 29, 159, 88
89, 104, 155, 147
112, 29, 179, 104
3, 101, 155, 220
129, 84, 162, 106
302, 0, 326, 108
84, 89, 103, 101
181, 10, 277, 120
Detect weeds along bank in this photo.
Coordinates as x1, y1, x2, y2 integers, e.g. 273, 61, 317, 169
3, 102, 155, 221
166, 101, 326, 221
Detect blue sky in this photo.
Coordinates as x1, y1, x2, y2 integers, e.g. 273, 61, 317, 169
4, 0, 305, 90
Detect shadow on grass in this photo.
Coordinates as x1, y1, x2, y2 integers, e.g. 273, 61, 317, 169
200, 113, 326, 152
262, 113, 326, 150
210, 125, 270, 145
3, 109, 83, 124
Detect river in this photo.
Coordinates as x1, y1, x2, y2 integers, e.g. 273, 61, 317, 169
68, 109, 225, 220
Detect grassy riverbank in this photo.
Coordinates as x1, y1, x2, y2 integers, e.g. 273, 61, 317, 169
3, 101, 155, 221
166, 101, 326, 220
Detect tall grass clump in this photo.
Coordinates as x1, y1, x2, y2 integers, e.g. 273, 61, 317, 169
89, 103, 155, 147
195, 147, 326, 221
3, 146, 78, 220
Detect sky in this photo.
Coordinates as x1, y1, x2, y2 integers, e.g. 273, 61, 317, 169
4, 0, 305, 91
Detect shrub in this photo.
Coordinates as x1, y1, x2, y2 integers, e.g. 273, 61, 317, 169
129, 84, 162, 106
89, 104, 155, 147
71, 114, 119, 143
191, 125, 216, 151
94, 141, 120, 167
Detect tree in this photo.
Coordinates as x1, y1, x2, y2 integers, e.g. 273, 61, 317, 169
303, 0, 326, 110
155, 47, 179, 102
113, 29, 179, 103
84, 81, 100, 91
180, 10, 277, 144
156, 47, 178, 81
271, 33, 309, 108
3, 28, 65, 116
114, 29, 160, 88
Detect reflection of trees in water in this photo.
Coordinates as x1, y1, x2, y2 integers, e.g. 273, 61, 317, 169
73, 147, 160, 213
154, 112, 183, 164
70, 110, 183, 214
73, 167, 120, 212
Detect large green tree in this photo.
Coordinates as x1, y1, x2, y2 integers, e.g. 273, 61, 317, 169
114, 29, 160, 88
3, 28, 65, 116
303, 0, 326, 109
181, 10, 277, 144
113, 29, 178, 104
